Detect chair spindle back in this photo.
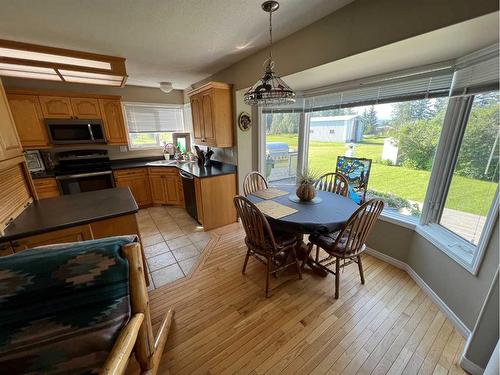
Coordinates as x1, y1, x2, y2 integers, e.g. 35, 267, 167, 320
335, 199, 384, 257
234, 195, 276, 253
243, 172, 268, 196
315, 172, 349, 197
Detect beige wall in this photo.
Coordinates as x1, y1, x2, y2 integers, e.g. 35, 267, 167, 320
194, 0, 498, 90
2, 77, 185, 104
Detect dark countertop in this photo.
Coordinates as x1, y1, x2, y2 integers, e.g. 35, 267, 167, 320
110, 157, 237, 178
0, 187, 138, 242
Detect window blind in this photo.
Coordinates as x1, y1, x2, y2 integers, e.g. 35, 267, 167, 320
303, 72, 453, 112
262, 65, 454, 113
124, 103, 184, 132
450, 44, 499, 96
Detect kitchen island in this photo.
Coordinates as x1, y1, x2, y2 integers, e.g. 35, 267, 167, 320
0, 187, 140, 253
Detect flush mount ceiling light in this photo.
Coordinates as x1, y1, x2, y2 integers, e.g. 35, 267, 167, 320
244, 1, 295, 107
159, 82, 174, 93
0, 39, 127, 87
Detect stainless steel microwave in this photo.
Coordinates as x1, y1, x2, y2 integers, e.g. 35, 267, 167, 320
45, 119, 107, 144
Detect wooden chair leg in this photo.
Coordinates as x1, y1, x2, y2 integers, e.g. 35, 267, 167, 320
291, 247, 302, 280
302, 242, 313, 270
315, 244, 320, 262
265, 256, 271, 298
335, 257, 340, 299
358, 255, 365, 284
242, 249, 251, 274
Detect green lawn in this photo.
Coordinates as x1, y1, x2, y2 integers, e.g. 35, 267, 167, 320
267, 134, 497, 216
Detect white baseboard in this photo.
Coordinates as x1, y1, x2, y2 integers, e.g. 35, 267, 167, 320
460, 354, 485, 375
365, 248, 471, 338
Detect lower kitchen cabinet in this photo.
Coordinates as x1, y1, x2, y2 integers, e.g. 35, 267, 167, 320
113, 168, 152, 207
33, 177, 60, 199
148, 167, 183, 206
90, 214, 140, 239
195, 173, 237, 231
10, 225, 93, 252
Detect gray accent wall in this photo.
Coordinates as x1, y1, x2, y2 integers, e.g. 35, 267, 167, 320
367, 217, 499, 332
462, 268, 499, 370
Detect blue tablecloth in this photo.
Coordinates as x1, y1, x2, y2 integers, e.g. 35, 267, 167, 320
247, 185, 359, 235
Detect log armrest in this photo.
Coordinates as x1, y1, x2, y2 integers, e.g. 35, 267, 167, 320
101, 313, 145, 375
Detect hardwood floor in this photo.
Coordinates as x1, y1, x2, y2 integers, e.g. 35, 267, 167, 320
145, 222, 467, 374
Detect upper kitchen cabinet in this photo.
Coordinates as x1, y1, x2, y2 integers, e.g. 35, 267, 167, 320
99, 99, 128, 145
7, 94, 49, 149
70, 98, 101, 119
39, 96, 74, 118
0, 79, 23, 160
188, 82, 233, 148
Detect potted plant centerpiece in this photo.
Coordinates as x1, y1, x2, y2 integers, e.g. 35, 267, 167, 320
296, 169, 319, 202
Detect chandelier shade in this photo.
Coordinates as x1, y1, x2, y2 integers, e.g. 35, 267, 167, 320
244, 1, 296, 107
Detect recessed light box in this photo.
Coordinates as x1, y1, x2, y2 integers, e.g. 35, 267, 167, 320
0, 39, 127, 86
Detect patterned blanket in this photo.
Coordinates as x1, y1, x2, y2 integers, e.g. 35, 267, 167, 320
0, 236, 136, 374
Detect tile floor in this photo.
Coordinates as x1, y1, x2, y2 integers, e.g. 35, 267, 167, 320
136, 206, 211, 290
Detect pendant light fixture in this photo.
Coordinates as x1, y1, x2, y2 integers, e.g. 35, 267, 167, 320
244, 1, 295, 106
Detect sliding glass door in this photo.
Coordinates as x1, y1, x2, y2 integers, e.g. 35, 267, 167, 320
262, 112, 300, 184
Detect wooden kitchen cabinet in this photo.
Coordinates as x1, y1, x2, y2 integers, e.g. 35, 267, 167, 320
195, 173, 237, 231
148, 167, 183, 206
99, 99, 128, 145
39, 96, 74, 118
33, 177, 60, 199
6, 90, 129, 147
71, 97, 101, 118
7, 94, 49, 149
0, 79, 23, 161
10, 225, 93, 252
190, 94, 204, 143
90, 214, 140, 239
188, 82, 233, 148
113, 168, 152, 207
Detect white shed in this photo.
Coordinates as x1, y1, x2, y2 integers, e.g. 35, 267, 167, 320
309, 115, 363, 142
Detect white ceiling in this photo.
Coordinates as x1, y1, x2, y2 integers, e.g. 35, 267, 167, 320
0, 0, 354, 89
285, 12, 499, 92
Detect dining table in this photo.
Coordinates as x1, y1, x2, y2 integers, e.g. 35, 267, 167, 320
247, 184, 360, 277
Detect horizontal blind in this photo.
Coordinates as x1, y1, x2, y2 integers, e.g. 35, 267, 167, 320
304, 72, 453, 111
262, 66, 453, 113
124, 103, 184, 132
450, 44, 499, 95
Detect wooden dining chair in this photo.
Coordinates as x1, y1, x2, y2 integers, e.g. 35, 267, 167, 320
234, 195, 302, 297
315, 172, 349, 197
243, 171, 268, 196
306, 199, 384, 299
0, 236, 173, 375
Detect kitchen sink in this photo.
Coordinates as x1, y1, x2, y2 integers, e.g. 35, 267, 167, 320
145, 160, 179, 166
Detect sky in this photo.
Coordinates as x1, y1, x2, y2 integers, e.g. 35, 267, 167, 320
354, 103, 393, 121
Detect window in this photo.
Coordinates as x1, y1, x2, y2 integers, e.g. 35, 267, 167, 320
124, 103, 184, 149
305, 99, 448, 219
439, 92, 499, 245
258, 45, 499, 273
263, 112, 299, 183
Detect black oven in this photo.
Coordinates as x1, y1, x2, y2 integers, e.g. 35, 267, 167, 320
54, 150, 114, 195
56, 171, 115, 194
46, 119, 106, 144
